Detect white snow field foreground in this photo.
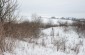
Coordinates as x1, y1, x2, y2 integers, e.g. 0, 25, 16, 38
2, 26, 85, 55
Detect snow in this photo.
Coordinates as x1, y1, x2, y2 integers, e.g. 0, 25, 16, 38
1, 19, 85, 55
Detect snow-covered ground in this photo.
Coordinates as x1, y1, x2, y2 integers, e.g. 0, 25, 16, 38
2, 26, 85, 55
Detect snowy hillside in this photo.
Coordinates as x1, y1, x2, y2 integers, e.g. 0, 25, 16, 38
41, 18, 73, 25
2, 26, 85, 55
0, 0, 85, 55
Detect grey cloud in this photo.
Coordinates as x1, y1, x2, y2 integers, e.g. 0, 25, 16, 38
18, 0, 85, 18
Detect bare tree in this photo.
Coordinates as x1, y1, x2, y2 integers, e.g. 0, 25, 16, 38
0, 0, 18, 23
0, 0, 18, 52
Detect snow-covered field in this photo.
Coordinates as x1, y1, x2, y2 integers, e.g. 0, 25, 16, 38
2, 26, 85, 55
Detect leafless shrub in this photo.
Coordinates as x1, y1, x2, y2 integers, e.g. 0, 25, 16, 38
0, 0, 18, 23
63, 26, 70, 32
0, 22, 5, 52
58, 21, 68, 26
69, 44, 81, 54
53, 37, 66, 52
3, 15, 43, 40
72, 21, 85, 38
44, 19, 53, 28
3, 22, 40, 39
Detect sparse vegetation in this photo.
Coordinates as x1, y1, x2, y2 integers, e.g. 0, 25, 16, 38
0, 0, 85, 55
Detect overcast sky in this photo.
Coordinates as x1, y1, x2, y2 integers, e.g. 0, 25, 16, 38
18, 0, 85, 18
